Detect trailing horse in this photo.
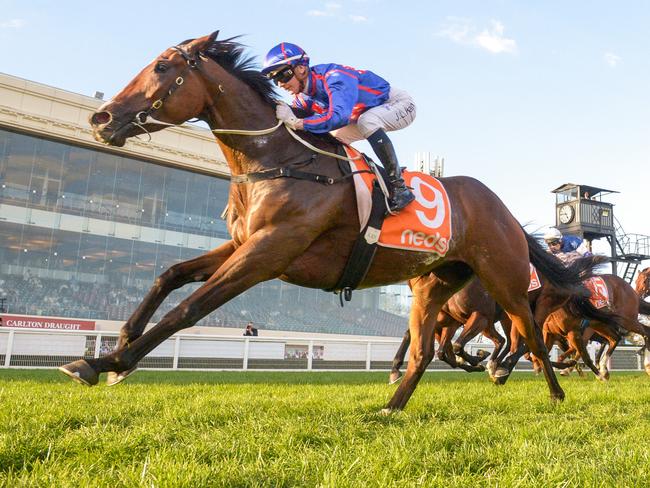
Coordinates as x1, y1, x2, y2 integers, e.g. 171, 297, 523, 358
60, 32, 598, 410
543, 274, 650, 378
390, 260, 613, 384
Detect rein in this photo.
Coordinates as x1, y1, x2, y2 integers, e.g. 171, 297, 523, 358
130, 44, 364, 168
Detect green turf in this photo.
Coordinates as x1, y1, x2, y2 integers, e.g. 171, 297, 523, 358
1, 369, 649, 487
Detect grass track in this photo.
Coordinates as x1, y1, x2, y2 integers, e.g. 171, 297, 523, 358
1, 369, 650, 487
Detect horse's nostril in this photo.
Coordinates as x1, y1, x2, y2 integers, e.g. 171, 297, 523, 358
91, 111, 112, 126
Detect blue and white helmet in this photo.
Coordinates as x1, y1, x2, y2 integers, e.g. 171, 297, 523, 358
261, 42, 309, 76
543, 227, 563, 242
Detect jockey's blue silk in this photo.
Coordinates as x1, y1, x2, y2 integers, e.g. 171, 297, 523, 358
291, 63, 390, 133
561, 235, 585, 253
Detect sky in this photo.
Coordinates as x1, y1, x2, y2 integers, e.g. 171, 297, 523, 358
1, 0, 649, 263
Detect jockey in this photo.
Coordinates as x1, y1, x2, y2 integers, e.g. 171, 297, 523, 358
261, 42, 416, 213
543, 227, 591, 265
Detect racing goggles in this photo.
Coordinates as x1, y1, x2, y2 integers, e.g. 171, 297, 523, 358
268, 66, 295, 85
546, 239, 561, 246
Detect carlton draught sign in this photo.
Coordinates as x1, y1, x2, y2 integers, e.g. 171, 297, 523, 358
0, 314, 95, 331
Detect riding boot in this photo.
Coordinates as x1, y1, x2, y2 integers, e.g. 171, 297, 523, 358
367, 129, 415, 212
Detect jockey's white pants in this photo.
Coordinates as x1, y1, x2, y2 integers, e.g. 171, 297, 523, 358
330, 87, 416, 145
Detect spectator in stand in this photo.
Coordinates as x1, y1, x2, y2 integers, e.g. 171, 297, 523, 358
243, 321, 259, 336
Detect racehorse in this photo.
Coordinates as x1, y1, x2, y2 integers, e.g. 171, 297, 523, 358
389, 277, 505, 383
636, 267, 650, 301
390, 268, 616, 384
59, 31, 598, 410
536, 274, 650, 378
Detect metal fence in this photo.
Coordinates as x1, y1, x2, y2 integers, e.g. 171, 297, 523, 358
0, 327, 646, 372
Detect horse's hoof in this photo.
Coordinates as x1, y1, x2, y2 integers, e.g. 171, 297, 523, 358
559, 369, 571, 377
492, 370, 509, 385
494, 367, 510, 378
644, 364, 650, 377
550, 392, 565, 404
388, 371, 402, 385
380, 407, 396, 416
476, 349, 490, 360
58, 359, 99, 386
596, 374, 609, 382
106, 367, 137, 386
454, 355, 467, 365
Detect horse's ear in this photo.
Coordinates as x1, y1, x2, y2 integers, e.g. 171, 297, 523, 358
190, 30, 219, 54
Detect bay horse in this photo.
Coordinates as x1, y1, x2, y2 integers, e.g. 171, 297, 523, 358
540, 274, 650, 378
390, 265, 615, 384
389, 277, 506, 383
636, 267, 650, 301
60, 31, 597, 410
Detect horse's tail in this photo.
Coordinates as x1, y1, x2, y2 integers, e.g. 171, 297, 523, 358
524, 230, 607, 292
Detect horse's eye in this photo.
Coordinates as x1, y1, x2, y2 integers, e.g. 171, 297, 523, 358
155, 63, 168, 73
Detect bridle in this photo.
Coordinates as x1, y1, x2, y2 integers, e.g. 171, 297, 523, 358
116, 44, 362, 164
129, 45, 216, 134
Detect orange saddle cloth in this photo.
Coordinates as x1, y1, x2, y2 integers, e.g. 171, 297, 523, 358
583, 276, 610, 309
345, 146, 452, 257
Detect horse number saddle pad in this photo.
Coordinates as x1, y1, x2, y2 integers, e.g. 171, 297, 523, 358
583, 276, 610, 309
345, 146, 452, 257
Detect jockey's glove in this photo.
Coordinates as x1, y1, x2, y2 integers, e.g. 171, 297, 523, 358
276, 103, 301, 130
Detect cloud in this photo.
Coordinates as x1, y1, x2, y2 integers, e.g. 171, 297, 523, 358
0, 19, 25, 29
438, 18, 517, 55
476, 21, 517, 54
306, 3, 369, 23
438, 17, 472, 43
604, 51, 621, 68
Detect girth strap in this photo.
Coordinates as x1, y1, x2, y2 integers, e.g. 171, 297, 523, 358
230, 154, 372, 186
232, 164, 334, 185
329, 180, 388, 304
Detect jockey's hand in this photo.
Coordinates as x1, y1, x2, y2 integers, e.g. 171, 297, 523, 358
276, 103, 302, 130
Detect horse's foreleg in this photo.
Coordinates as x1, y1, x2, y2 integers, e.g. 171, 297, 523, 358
566, 329, 601, 379
384, 273, 468, 412
116, 240, 237, 349
482, 321, 506, 367
60, 232, 309, 385
599, 339, 619, 380
437, 322, 482, 372
389, 329, 410, 384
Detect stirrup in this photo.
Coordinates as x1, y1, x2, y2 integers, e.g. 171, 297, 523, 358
389, 187, 415, 212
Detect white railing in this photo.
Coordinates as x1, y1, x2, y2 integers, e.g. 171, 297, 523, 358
0, 327, 646, 372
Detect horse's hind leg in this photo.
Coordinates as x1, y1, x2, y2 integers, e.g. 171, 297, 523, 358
479, 268, 564, 402
453, 312, 490, 366
384, 265, 472, 412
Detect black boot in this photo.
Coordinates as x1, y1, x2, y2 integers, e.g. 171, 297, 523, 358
367, 129, 415, 212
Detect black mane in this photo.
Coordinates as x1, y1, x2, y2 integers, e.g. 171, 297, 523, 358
199, 36, 278, 106
189, 35, 341, 148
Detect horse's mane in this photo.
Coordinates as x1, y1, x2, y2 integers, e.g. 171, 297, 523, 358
184, 35, 342, 149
